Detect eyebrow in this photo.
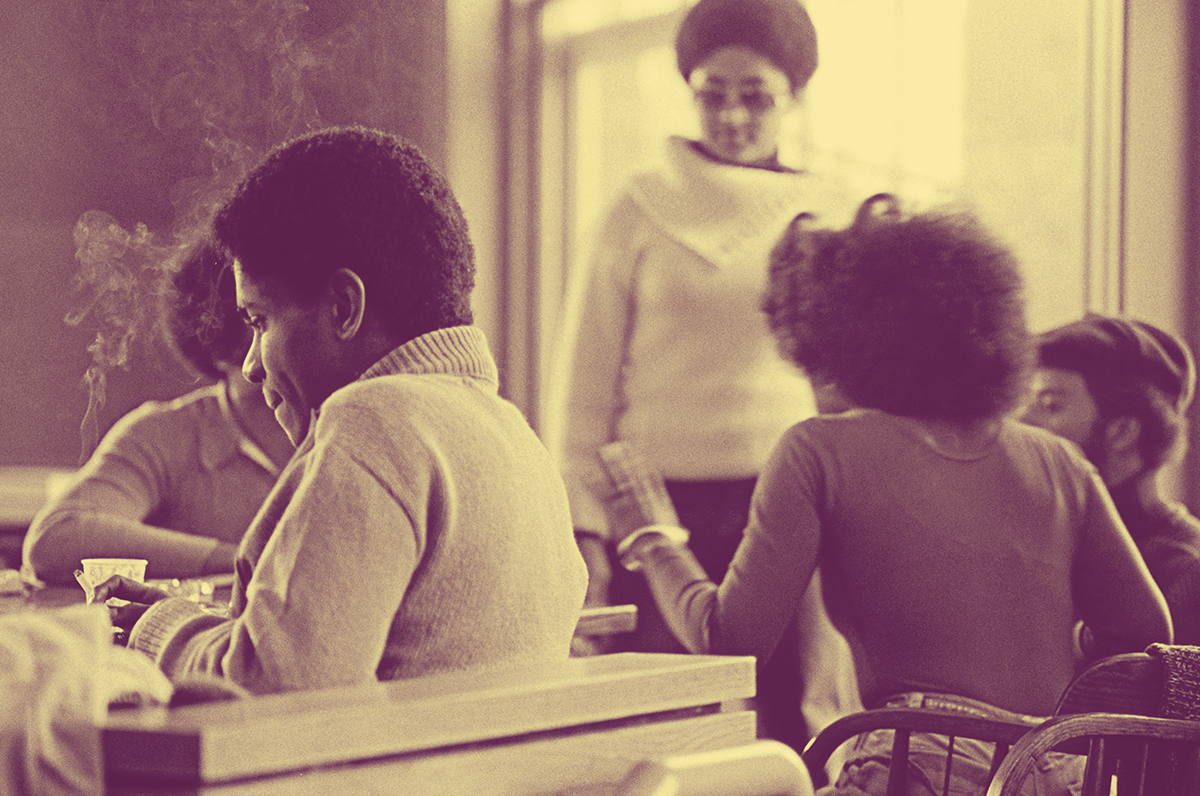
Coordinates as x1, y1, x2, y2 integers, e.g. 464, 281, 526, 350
701, 76, 767, 88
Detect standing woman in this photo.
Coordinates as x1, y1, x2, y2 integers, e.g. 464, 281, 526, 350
549, 0, 854, 638
546, 0, 859, 748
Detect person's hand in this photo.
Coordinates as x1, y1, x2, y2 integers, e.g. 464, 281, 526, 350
593, 441, 680, 545
91, 575, 172, 632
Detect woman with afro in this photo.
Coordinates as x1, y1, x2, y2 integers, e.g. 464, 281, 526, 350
599, 194, 1170, 794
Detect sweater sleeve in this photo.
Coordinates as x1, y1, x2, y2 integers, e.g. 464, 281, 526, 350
22, 402, 225, 584
543, 195, 643, 539
130, 432, 417, 695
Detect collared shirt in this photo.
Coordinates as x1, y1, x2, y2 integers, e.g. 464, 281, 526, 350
22, 382, 281, 585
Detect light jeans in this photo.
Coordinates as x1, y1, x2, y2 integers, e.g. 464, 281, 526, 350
819, 692, 1083, 796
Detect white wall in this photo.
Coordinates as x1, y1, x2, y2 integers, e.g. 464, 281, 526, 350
446, 0, 504, 351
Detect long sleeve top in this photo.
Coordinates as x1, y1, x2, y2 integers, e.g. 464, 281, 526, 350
22, 382, 280, 585
544, 136, 859, 539
637, 410, 1171, 717
1110, 480, 1200, 645
129, 326, 589, 695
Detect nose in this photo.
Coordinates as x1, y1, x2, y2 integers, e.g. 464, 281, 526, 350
1019, 403, 1045, 427
242, 335, 265, 384
717, 102, 750, 125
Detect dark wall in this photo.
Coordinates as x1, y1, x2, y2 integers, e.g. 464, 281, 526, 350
0, 0, 447, 467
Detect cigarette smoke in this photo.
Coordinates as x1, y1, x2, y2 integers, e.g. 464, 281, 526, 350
65, 0, 388, 461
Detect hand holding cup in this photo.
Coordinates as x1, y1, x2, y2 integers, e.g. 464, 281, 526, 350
594, 441, 681, 546
90, 575, 172, 632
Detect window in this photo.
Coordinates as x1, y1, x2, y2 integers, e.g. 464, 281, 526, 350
507, 0, 1124, 429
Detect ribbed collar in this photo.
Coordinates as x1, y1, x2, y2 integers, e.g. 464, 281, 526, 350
358, 325, 498, 386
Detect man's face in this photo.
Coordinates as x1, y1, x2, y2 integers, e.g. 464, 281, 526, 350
689, 45, 798, 167
1021, 367, 1108, 464
234, 262, 342, 445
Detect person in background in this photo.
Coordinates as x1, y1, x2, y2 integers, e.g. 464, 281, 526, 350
597, 194, 1171, 795
94, 126, 588, 696
22, 240, 293, 586
1022, 314, 1200, 644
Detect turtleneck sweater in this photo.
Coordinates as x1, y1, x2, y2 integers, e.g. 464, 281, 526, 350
130, 326, 588, 693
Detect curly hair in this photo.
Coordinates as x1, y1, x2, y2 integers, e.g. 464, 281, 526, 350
212, 126, 475, 343
763, 194, 1032, 421
162, 238, 249, 381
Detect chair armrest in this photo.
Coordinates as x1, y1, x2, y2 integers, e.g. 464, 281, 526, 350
802, 707, 1034, 789
985, 713, 1200, 796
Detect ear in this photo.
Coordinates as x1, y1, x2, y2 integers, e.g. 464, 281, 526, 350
325, 268, 367, 342
1104, 416, 1141, 454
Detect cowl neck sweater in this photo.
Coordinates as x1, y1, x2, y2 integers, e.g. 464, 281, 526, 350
628, 135, 850, 269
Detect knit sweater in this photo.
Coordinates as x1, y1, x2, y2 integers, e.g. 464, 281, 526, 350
544, 135, 859, 539
129, 326, 588, 694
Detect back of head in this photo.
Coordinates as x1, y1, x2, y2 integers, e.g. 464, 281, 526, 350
1037, 314, 1196, 470
212, 126, 475, 344
764, 194, 1031, 422
163, 238, 248, 381
676, 0, 818, 91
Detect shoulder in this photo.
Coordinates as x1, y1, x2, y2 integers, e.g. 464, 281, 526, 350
768, 410, 885, 468
316, 373, 507, 450
784, 409, 905, 445
999, 418, 1096, 472
593, 190, 655, 245
102, 384, 223, 444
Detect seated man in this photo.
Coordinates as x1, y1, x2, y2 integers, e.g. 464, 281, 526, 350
1023, 314, 1200, 644
97, 126, 588, 694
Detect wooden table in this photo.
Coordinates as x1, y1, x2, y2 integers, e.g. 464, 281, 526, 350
0, 465, 73, 569
104, 652, 758, 795
6, 589, 752, 793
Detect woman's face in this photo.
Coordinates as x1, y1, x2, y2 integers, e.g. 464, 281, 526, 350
689, 45, 799, 167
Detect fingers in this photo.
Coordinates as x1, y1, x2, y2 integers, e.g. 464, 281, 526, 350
598, 442, 680, 526
110, 601, 152, 633
90, 574, 171, 606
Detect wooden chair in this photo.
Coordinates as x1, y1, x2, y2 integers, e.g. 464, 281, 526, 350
987, 647, 1200, 795
984, 713, 1200, 796
1053, 652, 1162, 717
800, 705, 1036, 795
803, 647, 1200, 795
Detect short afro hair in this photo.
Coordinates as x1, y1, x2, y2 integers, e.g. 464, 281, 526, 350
212, 126, 475, 343
763, 194, 1032, 421
162, 238, 248, 381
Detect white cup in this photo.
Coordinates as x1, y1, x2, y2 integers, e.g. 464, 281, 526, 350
80, 558, 147, 606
